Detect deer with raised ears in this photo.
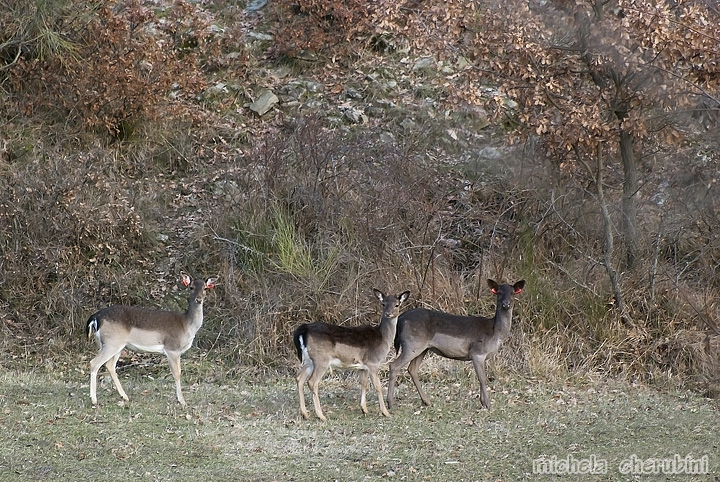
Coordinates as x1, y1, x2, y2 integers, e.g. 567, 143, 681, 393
293, 289, 410, 421
86, 274, 217, 406
387, 279, 525, 410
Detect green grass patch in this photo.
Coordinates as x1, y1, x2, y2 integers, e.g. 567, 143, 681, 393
0, 356, 717, 481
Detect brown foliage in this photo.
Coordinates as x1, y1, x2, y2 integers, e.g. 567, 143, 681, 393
3, 0, 233, 139
272, 0, 719, 159
469, 0, 720, 162
269, 0, 473, 59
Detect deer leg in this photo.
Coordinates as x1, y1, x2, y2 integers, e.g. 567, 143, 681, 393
105, 351, 129, 402
296, 361, 313, 420
166, 351, 186, 406
307, 363, 329, 422
471, 353, 491, 409
387, 359, 401, 408
89, 344, 126, 404
368, 368, 391, 418
407, 351, 431, 406
359, 370, 369, 414
388, 347, 425, 408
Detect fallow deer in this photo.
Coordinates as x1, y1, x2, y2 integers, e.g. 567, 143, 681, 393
387, 279, 525, 410
86, 274, 217, 406
293, 289, 410, 421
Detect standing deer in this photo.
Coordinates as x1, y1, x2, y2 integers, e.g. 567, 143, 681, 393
86, 275, 217, 406
387, 279, 525, 410
293, 289, 410, 421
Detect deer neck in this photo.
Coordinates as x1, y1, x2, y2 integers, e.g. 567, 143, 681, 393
493, 306, 513, 339
184, 295, 205, 332
379, 315, 399, 345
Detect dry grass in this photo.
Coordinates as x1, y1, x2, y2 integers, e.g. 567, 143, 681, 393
0, 356, 718, 481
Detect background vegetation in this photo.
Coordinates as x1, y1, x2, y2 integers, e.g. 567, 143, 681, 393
1, 0, 719, 397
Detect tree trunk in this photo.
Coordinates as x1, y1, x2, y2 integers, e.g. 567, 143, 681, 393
575, 143, 631, 325
594, 146, 630, 325
574, 7, 639, 271
620, 128, 638, 271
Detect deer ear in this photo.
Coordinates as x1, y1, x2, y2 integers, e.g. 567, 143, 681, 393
181, 274, 192, 287
487, 279, 499, 293
206, 277, 218, 289
513, 280, 526, 294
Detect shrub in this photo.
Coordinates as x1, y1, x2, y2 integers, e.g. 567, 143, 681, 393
2, 0, 229, 139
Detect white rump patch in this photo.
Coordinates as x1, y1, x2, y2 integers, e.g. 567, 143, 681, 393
88, 319, 99, 339
299, 335, 314, 369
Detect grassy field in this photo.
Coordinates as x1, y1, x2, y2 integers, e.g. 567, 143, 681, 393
0, 354, 717, 481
